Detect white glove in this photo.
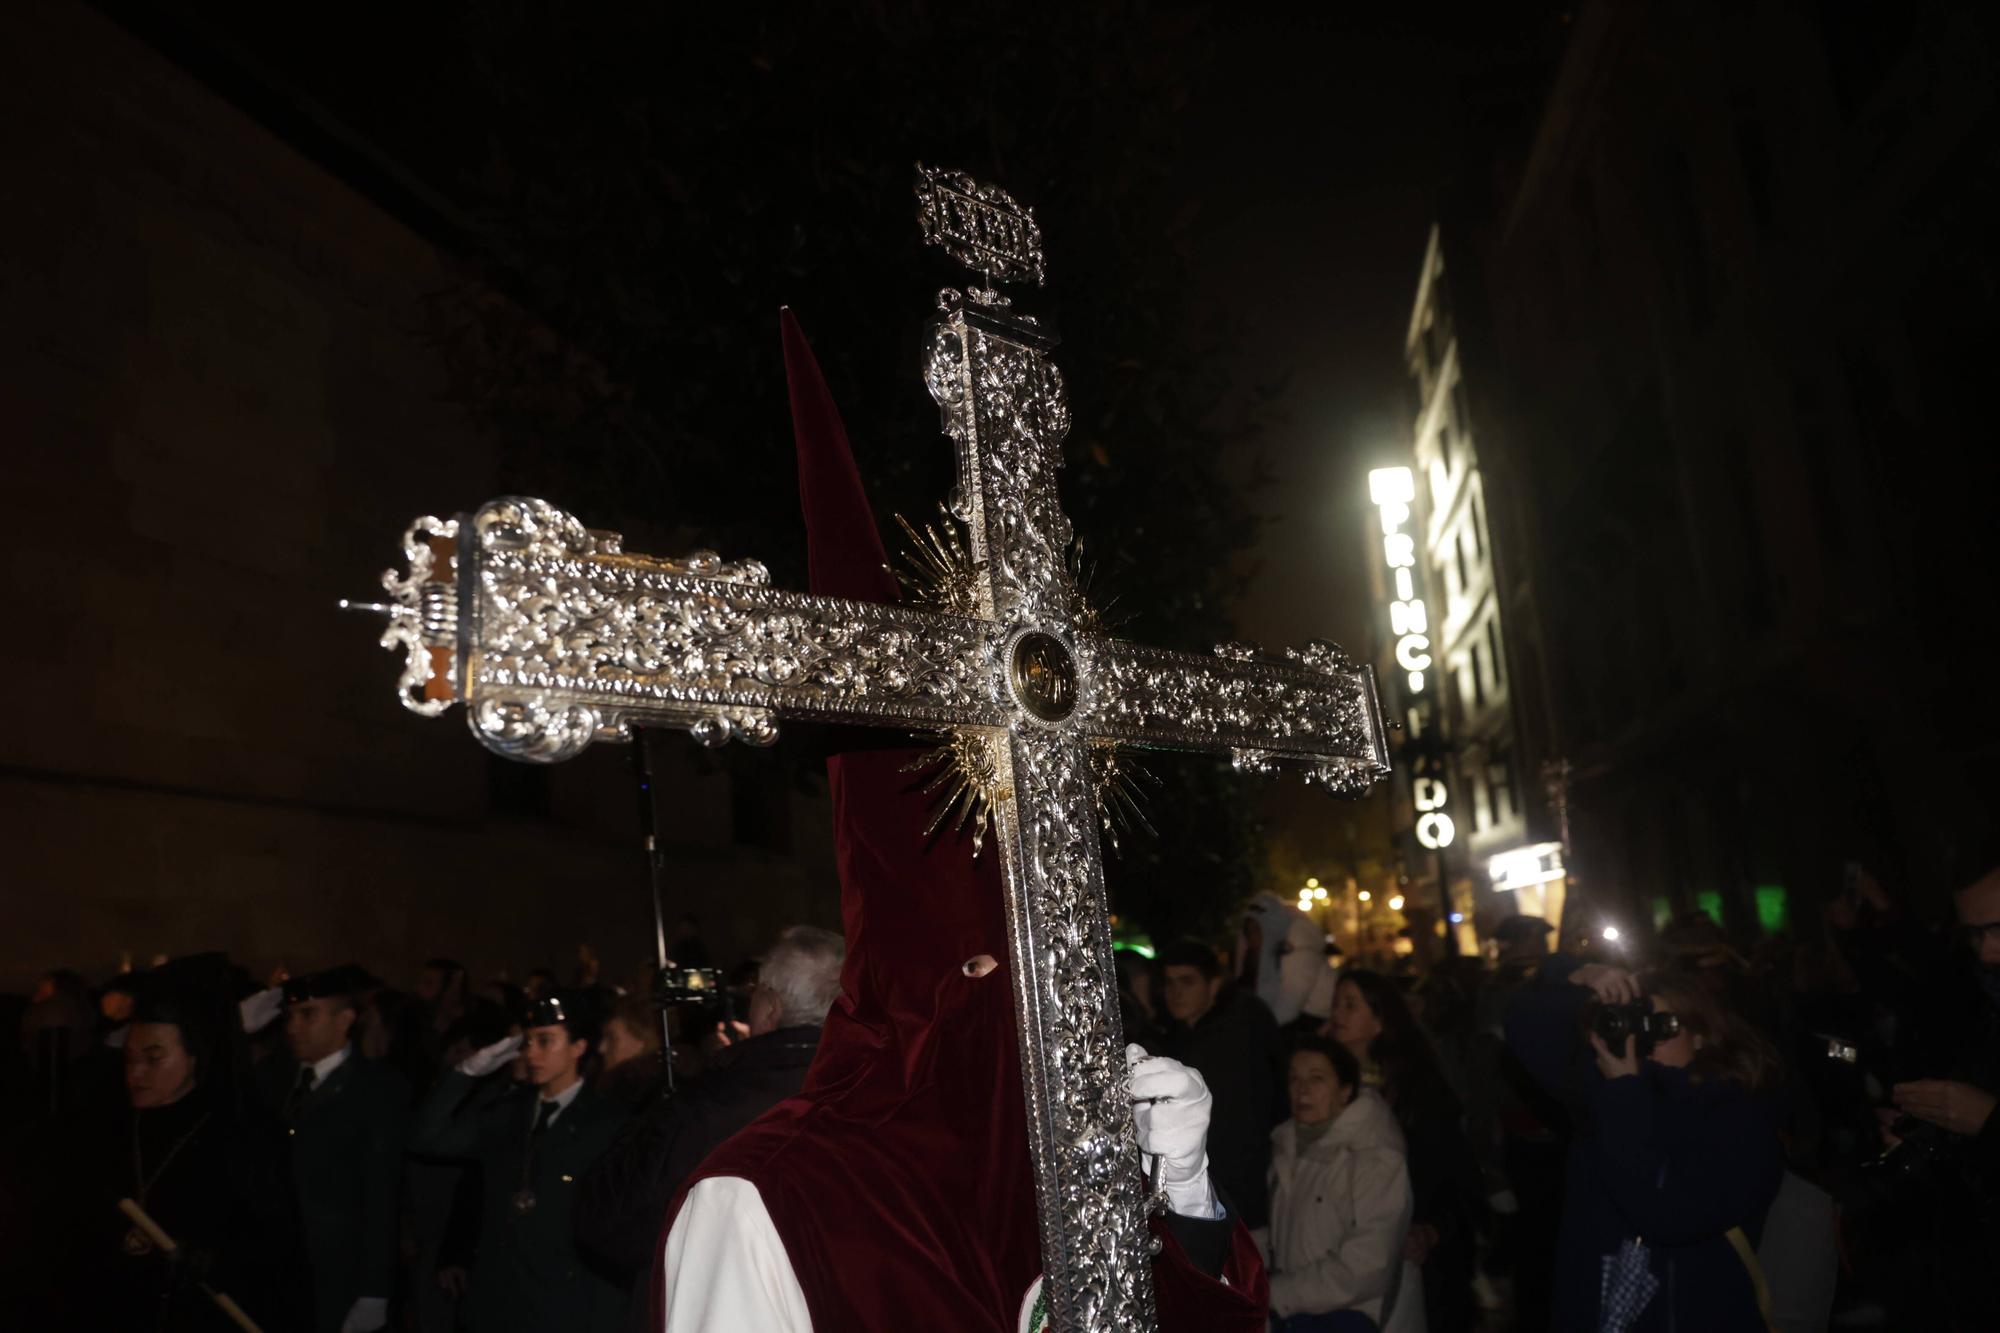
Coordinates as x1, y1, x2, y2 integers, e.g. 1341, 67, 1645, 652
238, 987, 284, 1034
456, 1034, 522, 1079
1126, 1044, 1222, 1219
340, 1296, 389, 1333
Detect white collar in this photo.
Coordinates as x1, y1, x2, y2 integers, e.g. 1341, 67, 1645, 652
534, 1076, 584, 1125
307, 1045, 352, 1084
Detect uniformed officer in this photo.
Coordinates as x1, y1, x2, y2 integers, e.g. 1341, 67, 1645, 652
257, 965, 410, 1333
409, 988, 628, 1333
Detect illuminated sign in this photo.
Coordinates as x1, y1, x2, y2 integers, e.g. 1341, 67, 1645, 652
1369, 467, 1429, 694
1413, 774, 1455, 850
1371, 465, 1452, 850
1488, 841, 1565, 893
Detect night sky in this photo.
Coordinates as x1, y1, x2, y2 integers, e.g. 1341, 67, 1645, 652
125, 0, 1561, 654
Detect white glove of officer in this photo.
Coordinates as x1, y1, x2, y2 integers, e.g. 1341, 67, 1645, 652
340, 1296, 388, 1333
238, 986, 284, 1035
455, 1034, 522, 1079
1126, 1044, 1223, 1220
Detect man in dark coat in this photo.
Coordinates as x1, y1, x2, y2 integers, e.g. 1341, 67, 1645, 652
409, 987, 628, 1333
255, 964, 409, 1333
575, 925, 841, 1328
1155, 937, 1285, 1228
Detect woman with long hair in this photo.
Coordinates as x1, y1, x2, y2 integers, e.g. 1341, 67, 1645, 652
1261, 1036, 1414, 1332
1507, 959, 1785, 1332
1324, 970, 1485, 1332
595, 993, 666, 1110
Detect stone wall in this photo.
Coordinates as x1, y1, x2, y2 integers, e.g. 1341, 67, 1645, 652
0, 0, 837, 994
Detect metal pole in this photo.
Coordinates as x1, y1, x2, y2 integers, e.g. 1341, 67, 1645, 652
1544, 757, 1575, 947
631, 730, 676, 1096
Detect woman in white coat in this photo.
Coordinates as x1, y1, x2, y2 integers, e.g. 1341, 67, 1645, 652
1257, 1036, 1418, 1333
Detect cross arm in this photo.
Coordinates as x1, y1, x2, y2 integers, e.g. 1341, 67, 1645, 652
357, 497, 1005, 762
1078, 637, 1393, 793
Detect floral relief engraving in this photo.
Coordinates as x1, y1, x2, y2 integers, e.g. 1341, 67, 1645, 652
355, 169, 1391, 1333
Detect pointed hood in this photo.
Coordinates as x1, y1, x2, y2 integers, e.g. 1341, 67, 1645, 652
668, 312, 1269, 1333
1239, 892, 1337, 1025
779, 306, 1017, 1073
672, 313, 1040, 1331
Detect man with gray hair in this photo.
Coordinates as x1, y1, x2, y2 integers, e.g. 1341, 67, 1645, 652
749, 925, 847, 1033
574, 926, 844, 1329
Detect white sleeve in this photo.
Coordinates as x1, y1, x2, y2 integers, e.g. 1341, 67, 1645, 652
660, 1176, 813, 1333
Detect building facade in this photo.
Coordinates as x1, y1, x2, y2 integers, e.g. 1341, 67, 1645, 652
0, 1, 839, 992
1443, 0, 1999, 937
1372, 229, 1565, 955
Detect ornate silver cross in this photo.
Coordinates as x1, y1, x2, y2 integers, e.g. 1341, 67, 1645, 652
352, 165, 1390, 1332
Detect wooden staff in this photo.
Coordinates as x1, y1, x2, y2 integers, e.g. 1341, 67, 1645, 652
116, 1198, 266, 1333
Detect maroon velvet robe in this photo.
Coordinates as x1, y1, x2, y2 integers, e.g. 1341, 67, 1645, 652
659, 311, 1268, 1332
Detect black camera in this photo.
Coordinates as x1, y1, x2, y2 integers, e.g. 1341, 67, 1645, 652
653, 965, 724, 1006
1870, 1114, 1955, 1180
1589, 999, 1681, 1057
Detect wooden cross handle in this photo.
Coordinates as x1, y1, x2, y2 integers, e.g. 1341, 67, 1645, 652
116, 1198, 267, 1333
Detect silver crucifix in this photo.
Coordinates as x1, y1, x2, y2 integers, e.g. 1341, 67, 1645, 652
349, 164, 1390, 1332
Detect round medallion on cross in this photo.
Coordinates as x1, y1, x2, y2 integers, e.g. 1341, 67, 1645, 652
1006, 629, 1078, 724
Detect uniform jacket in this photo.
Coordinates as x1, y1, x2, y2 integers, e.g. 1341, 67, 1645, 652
1258, 1089, 1414, 1325
258, 1053, 409, 1333
410, 1070, 628, 1333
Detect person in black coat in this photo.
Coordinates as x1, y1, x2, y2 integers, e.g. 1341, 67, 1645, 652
1155, 937, 1285, 1228
68, 974, 311, 1332
1507, 956, 1785, 1333
409, 987, 629, 1333
574, 924, 842, 1330
1327, 968, 1485, 1332
255, 965, 411, 1333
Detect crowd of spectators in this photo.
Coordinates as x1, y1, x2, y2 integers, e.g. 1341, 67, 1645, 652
6, 848, 1998, 1331
1112, 851, 2000, 1332
2, 919, 845, 1333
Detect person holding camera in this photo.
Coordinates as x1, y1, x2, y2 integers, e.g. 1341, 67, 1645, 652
1864, 859, 2000, 1329
1506, 956, 1784, 1332
573, 926, 843, 1331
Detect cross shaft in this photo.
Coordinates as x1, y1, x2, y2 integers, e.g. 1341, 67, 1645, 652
355, 167, 1389, 1332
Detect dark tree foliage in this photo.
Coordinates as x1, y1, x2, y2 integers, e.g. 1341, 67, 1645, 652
332, 2, 1272, 945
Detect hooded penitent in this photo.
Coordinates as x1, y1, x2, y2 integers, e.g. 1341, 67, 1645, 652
1239, 893, 1336, 1026
661, 312, 1266, 1331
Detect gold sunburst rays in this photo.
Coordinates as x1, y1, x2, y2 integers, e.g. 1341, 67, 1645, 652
1088, 738, 1160, 856
894, 515, 1149, 854
892, 509, 1123, 636
1067, 537, 1128, 636
891, 507, 982, 617
902, 732, 1160, 859
903, 730, 1007, 857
